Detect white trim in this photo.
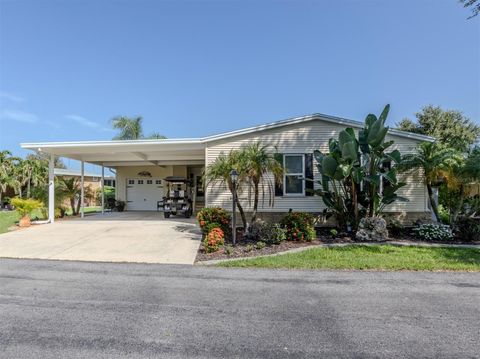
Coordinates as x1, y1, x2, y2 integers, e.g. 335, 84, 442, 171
283, 154, 305, 196
80, 161, 85, 218
48, 154, 55, 223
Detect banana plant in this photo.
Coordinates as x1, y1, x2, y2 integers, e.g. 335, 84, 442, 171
314, 104, 408, 230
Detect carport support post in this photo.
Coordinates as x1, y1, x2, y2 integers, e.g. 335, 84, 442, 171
101, 165, 105, 214
48, 153, 55, 223
80, 161, 85, 218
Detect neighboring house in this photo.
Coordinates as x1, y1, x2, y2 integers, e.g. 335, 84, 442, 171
54, 168, 116, 207
21, 113, 434, 223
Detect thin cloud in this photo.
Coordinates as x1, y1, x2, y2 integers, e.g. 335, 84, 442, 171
0, 109, 38, 123
0, 91, 26, 103
66, 114, 102, 128
66, 114, 114, 132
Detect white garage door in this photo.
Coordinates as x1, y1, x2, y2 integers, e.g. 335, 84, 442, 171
126, 178, 164, 211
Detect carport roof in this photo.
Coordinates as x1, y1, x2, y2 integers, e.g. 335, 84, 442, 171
21, 112, 434, 167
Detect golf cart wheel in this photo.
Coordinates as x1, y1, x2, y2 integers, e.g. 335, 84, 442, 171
164, 212, 170, 219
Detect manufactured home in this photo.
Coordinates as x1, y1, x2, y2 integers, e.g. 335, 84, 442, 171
21, 113, 434, 223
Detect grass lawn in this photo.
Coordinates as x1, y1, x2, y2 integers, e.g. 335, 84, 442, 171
0, 211, 20, 234
65, 206, 101, 216
218, 245, 480, 271
0, 209, 47, 234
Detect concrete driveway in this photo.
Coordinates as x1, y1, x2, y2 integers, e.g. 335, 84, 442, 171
0, 212, 201, 264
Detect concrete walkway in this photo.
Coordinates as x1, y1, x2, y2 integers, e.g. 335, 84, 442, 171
0, 212, 201, 264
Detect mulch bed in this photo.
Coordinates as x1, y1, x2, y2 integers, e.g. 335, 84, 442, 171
195, 230, 480, 262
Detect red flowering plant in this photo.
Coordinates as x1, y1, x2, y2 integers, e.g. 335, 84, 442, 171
280, 212, 316, 241
203, 227, 225, 253
197, 207, 231, 236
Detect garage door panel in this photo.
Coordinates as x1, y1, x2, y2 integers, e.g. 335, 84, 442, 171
126, 178, 164, 211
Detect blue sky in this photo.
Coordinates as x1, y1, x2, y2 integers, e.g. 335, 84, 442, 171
0, 0, 479, 172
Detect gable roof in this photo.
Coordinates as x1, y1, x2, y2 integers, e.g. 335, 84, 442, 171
202, 113, 435, 143
21, 112, 434, 156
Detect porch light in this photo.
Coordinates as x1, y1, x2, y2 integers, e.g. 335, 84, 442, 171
230, 169, 238, 184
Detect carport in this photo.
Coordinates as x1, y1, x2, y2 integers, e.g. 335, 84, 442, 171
21, 139, 206, 222
0, 212, 201, 264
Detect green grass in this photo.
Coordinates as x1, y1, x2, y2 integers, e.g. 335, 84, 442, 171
65, 206, 101, 216
0, 211, 20, 234
0, 208, 47, 234
218, 245, 480, 271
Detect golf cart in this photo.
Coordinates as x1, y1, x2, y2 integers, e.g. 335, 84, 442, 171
162, 176, 193, 218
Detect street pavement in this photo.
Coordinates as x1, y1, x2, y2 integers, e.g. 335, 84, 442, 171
0, 258, 479, 358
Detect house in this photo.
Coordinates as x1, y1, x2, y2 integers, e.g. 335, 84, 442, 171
21, 112, 434, 223
54, 168, 116, 207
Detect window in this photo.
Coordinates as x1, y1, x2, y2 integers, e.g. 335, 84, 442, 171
128, 179, 134, 185
147, 180, 152, 184
284, 154, 304, 195
138, 180, 144, 184
155, 180, 162, 185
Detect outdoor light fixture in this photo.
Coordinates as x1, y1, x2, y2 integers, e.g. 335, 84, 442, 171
230, 169, 238, 246
230, 169, 238, 184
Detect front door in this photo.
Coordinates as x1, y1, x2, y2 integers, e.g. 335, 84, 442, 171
126, 178, 164, 211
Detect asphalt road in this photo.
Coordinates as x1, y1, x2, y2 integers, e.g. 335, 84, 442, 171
0, 259, 479, 358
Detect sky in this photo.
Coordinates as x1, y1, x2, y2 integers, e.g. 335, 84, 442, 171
0, 0, 479, 172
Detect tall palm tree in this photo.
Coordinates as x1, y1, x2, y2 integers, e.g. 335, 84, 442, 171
400, 142, 461, 221
21, 157, 48, 198
204, 150, 248, 229
239, 142, 283, 223
111, 116, 144, 140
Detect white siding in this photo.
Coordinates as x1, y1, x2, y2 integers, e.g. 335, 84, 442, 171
205, 119, 428, 214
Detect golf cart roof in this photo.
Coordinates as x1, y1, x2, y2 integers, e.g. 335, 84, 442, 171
164, 176, 189, 183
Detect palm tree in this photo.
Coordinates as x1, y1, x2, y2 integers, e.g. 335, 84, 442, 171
112, 116, 144, 140
21, 156, 48, 198
239, 142, 283, 223
111, 116, 166, 140
400, 142, 461, 221
442, 148, 480, 222
58, 177, 81, 215
204, 150, 248, 229
146, 132, 167, 139
0, 150, 19, 204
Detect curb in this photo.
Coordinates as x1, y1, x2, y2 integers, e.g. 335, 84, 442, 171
195, 241, 480, 266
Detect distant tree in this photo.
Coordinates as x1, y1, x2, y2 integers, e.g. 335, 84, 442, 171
111, 116, 166, 140
460, 0, 479, 18
146, 132, 167, 139
397, 105, 480, 152
112, 116, 144, 140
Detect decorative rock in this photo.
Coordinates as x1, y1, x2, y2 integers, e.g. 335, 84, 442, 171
356, 217, 389, 241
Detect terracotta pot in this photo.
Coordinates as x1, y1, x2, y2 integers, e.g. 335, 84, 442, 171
18, 216, 31, 228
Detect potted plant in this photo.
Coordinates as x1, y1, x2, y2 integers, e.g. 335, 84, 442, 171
116, 200, 126, 212
11, 198, 43, 227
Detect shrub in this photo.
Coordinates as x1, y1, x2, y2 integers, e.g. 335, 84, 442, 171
437, 204, 450, 224
330, 228, 338, 238
224, 245, 234, 256
197, 207, 231, 235
387, 218, 405, 237
414, 223, 453, 241
203, 227, 225, 253
247, 221, 286, 244
245, 244, 254, 252
11, 198, 43, 218
454, 217, 480, 242
280, 212, 316, 241
255, 241, 266, 250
